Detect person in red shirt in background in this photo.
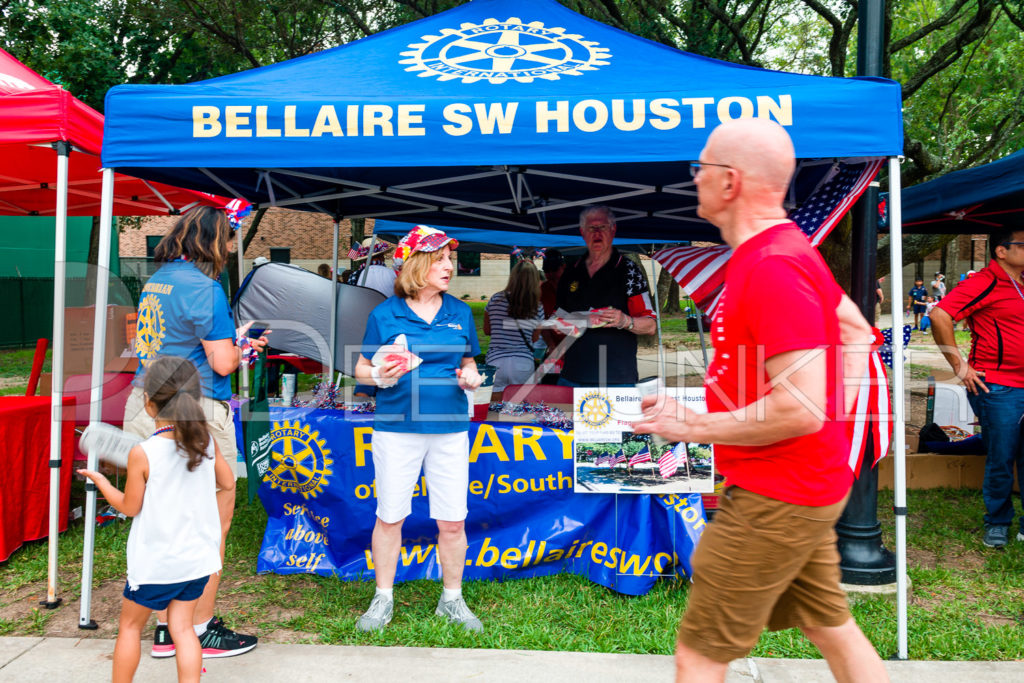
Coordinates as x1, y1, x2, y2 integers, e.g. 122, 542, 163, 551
931, 229, 1024, 549
634, 119, 887, 683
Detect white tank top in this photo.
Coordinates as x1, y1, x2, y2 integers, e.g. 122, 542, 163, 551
126, 434, 221, 589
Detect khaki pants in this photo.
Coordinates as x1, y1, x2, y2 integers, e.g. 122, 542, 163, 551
678, 487, 851, 663
123, 385, 238, 459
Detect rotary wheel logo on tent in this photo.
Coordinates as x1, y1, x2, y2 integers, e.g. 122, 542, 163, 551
266, 420, 333, 499
577, 391, 613, 428
400, 16, 611, 84
136, 294, 165, 365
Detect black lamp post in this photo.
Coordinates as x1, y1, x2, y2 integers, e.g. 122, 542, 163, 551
837, 0, 897, 584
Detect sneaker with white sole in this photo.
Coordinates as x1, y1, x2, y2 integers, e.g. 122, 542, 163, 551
356, 594, 393, 632
151, 624, 175, 658
435, 596, 483, 633
983, 525, 1009, 548
198, 617, 258, 658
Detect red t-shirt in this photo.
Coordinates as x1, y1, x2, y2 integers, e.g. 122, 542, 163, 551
935, 260, 1024, 388
705, 223, 852, 506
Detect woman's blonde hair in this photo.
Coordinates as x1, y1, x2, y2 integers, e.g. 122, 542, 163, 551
394, 248, 448, 299
504, 260, 541, 319
153, 206, 232, 278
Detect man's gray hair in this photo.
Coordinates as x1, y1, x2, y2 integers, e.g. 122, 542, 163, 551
579, 205, 616, 230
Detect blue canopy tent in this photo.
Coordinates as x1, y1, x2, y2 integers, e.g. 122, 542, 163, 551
100, 0, 901, 242
371, 219, 666, 254
90, 0, 912, 654
896, 148, 1024, 233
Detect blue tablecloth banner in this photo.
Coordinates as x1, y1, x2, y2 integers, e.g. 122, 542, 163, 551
255, 407, 706, 596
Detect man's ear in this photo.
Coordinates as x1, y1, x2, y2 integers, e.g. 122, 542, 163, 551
721, 169, 740, 200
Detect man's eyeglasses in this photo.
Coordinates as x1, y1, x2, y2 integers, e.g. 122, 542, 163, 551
583, 223, 614, 232
1001, 241, 1024, 247
689, 161, 734, 178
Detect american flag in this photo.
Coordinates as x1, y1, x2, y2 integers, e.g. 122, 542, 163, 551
628, 444, 652, 467
612, 451, 626, 465
848, 328, 894, 475
658, 448, 679, 479
654, 159, 884, 318
672, 441, 689, 466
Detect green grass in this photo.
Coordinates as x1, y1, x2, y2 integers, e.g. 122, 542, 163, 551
0, 348, 50, 396
3, 487, 1022, 658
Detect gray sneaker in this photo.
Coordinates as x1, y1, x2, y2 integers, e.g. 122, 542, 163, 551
356, 594, 393, 632
983, 525, 1009, 548
435, 596, 483, 633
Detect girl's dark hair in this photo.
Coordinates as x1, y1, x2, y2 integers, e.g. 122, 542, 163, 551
153, 206, 231, 278
143, 356, 212, 472
505, 260, 542, 319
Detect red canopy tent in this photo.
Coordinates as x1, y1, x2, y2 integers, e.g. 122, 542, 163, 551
1, 49, 241, 618
0, 48, 229, 216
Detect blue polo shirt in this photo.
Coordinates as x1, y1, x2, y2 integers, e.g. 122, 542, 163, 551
362, 294, 480, 433
909, 285, 928, 309
133, 261, 236, 400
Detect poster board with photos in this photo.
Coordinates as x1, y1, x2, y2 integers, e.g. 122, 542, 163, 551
573, 387, 714, 494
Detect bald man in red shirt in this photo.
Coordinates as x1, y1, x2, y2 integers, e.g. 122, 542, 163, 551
635, 119, 887, 683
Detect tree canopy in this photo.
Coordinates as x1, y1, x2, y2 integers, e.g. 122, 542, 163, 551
4, 0, 1019, 278
4, 0, 1018, 185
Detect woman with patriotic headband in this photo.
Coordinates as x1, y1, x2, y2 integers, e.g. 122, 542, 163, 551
354, 225, 485, 634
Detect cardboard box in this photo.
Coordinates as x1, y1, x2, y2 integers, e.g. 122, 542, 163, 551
877, 453, 1019, 491
61, 305, 137, 376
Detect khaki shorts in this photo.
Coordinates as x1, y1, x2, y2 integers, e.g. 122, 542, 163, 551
123, 385, 238, 459
678, 486, 851, 663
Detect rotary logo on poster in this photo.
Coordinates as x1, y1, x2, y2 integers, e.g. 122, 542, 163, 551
265, 420, 333, 499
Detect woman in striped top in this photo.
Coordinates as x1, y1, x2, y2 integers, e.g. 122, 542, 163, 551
484, 260, 545, 394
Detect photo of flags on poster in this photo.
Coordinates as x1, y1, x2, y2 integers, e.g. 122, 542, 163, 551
572, 387, 714, 494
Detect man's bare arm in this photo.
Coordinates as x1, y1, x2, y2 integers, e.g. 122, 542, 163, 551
636, 348, 826, 447
930, 307, 988, 394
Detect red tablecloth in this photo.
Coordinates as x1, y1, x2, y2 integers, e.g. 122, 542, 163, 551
0, 396, 75, 562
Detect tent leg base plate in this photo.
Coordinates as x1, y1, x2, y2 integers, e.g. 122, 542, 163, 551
79, 620, 98, 630
887, 653, 908, 661
39, 598, 62, 610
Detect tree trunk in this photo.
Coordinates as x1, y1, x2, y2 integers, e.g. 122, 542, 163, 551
948, 234, 960, 281
349, 218, 366, 270
656, 268, 683, 316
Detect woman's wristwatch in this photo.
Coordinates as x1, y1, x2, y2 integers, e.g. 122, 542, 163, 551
622, 315, 634, 331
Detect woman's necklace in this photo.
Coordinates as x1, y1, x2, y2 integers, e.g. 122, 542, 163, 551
152, 425, 175, 437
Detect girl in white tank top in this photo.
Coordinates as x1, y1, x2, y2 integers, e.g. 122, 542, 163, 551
79, 356, 235, 682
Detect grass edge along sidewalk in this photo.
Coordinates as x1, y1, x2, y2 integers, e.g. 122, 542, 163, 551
2, 487, 1023, 660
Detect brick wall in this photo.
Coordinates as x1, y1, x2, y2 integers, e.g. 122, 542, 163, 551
120, 207, 354, 259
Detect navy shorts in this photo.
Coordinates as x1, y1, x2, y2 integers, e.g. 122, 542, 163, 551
913, 304, 926, 314
123, 575, 209, 610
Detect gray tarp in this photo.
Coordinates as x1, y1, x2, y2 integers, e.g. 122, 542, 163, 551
233, 262, 384, 376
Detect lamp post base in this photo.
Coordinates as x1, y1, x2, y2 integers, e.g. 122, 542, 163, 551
837, 436, 896, 585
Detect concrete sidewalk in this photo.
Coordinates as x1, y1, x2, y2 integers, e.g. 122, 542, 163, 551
2, 637, 1023, 682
